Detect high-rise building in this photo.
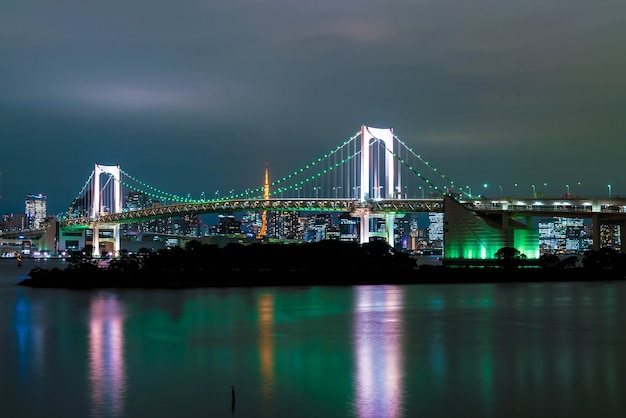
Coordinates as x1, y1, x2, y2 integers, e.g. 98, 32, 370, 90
125, 190, 149, 211
599, 223, 620, 250
241, 211, 262, 237
0, 213, 26, 232
268, 211, 301, 240
304, 213, 334, 242
25, 193, 46, 229
339, 213, 359, 242
122, 191, 176, 234
538, 217, 591, 254
217, 214, 241, 235
394, 215, 413, 251
428, 212, 444, 245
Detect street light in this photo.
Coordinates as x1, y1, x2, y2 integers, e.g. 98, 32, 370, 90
419, 186, 424, 199
608, 184, 612, 198
465, 185, 471, 197
532, 184, 536, 198
499, 185, 502, 198
565, 184, 570, 197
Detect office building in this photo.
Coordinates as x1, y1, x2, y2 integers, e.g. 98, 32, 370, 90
25, 193, 46, 229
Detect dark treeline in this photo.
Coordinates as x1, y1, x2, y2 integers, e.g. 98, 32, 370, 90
20, 240, 417, 288
18, 241, 626, 289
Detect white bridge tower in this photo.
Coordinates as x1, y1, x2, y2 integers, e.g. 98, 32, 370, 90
91, 164, 122, 257
356, 125, 399, 245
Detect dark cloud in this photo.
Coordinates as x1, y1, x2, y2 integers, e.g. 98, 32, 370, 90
1, 0, 625, 214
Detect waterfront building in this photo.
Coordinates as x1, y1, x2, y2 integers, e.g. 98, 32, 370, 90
442, 196, 539, 263
538, 217, 591, 254
600, 223, 621, 250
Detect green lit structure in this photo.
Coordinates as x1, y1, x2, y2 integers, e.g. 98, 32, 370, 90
443, 196, 539, 265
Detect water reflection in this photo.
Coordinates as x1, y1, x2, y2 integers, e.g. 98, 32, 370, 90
353, 285, 404, 418
258, 292, 276, 413
2, 263, 626, 418
88, 292, 126, 417
13, 294, 45, 380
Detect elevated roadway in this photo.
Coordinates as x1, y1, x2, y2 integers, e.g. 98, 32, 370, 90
58, 196, 626, 228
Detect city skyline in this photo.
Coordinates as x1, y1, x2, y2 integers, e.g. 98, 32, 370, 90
1, 1, 625, 216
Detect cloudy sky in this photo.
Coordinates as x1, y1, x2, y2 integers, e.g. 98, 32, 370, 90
1, 0, 625, 215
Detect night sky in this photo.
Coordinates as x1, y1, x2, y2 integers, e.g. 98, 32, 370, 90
1, 0, 625, 215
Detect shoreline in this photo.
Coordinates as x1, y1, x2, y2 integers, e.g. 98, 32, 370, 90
16, 264, 626, 289
10, 241, 626, 289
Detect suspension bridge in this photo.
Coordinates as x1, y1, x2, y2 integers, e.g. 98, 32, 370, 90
10, 125, 626, 261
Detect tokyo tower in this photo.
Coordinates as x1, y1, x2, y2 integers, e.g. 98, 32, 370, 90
258, 163, 269, 238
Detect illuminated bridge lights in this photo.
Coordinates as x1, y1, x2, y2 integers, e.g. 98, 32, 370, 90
58, 196, 626, 229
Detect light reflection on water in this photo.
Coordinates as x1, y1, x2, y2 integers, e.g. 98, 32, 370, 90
89, 292, 126, 417
353, 286, 404, 418
258, 292, 276, 416
1, 258, 626, 417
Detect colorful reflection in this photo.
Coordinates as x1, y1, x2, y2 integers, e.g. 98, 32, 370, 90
353, 285, 404, 418
88, 292, 126, 417
13, 295, 44, 380
258, 292, 276, 409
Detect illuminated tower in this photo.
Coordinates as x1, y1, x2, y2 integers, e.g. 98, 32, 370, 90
259, 163, 269, 238
358, 125, 396, 244
25, 193, 47, 229
91, 164, 122, 257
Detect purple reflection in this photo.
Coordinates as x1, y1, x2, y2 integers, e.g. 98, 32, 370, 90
353, 285, 404, 418
88, 293, 126, 417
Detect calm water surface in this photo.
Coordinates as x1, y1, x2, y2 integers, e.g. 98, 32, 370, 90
1, 258, 625, 418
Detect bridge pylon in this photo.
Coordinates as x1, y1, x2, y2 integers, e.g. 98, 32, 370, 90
91, 164, 122, 257
358, 125, 397, 244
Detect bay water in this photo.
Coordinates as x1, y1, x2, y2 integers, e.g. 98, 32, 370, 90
1, 257, 625, 417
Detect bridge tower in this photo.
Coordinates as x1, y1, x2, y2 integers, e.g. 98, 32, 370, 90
91, 164, 122, 257
358, 125, 397, 245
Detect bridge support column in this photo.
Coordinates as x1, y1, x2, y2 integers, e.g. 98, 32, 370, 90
357, 211, 396, 245
360, 212, 370, 244
112, 225, 121, 257
92, 224, 100, 257
91, 223, 121, 257
385, 213, 395, 245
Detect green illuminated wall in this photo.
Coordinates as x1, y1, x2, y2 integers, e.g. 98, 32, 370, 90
443, 196, 539, 260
